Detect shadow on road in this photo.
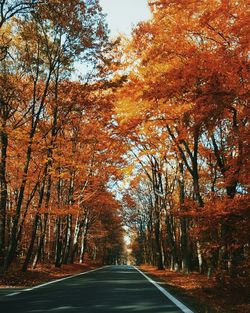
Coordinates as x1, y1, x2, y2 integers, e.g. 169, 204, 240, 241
0, 266, 183, 313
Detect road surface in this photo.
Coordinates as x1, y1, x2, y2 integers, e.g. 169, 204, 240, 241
0, 265, 194, 313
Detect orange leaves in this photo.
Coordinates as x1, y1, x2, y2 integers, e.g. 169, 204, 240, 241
205, 194, 250, 218
110, 0, 250, 277
114, 0, 249, 193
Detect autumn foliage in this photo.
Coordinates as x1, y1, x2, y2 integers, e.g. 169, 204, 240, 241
114, 0, 249, 283
0, 0, 249, 302
0, 0, 125, 273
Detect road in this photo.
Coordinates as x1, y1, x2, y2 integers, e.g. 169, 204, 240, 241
0, 265, 194, 313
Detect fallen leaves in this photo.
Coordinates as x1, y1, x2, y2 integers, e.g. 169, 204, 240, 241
0, 263, 98, 288
139, 265, 250, 313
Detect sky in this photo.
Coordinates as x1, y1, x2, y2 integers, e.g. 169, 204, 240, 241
99, 0, 151, 37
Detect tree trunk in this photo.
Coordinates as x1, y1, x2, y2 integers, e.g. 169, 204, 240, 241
32, 168, 52, 268
32, 213, 48, 269
62, 214, 72, 264
165, 215, 178, 271
0, 128, 8, 264
180, 217, 190, 273
22, 173, 47, 272
55, 217, 62, 267
79, 216, 89, 264
22, 214, 40, 272
197, 241, 203, 273
70, 217, 81, 263
62, 173, 74, 264
154, 217, 164, 270
192, 128, 203, 207
179, 162, 190, 273
4, 144, 33, 271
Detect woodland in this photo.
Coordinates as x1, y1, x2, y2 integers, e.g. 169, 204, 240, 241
0, 0, 249, 302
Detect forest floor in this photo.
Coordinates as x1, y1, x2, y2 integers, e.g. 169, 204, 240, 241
139, 265, 250, 313
0, 262, 99, 288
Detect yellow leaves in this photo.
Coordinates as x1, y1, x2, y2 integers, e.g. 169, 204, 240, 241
119, 164, 135, 177
0, 23, 12, 60
115, 98, 148, 124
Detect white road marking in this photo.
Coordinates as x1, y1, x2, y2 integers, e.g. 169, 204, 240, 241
6, 292, 21, 297
5, 266, 108, 297
134, 266, 194, 313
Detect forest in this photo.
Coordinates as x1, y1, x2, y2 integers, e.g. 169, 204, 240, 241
0, 0, 127, 273
0, 0, 249, 301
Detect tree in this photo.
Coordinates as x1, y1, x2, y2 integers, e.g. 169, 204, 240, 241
0, 0, 121, 272
114, 0, 249, 277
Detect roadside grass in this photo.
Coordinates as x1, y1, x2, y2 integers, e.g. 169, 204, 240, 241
139, 265, 250, 313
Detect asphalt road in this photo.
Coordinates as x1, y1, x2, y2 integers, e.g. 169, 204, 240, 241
0, 265, 193, 313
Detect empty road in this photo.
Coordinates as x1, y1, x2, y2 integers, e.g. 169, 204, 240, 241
0, 265, 194, 313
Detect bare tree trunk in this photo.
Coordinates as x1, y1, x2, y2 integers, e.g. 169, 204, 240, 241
22, 214, 40, 272
62, 214, 72, 264
154, 215, 164, 270
55, 217, 62, 267
55, 158, 63, 268
197, 241, 203, 273
151, 159, 164, 270
22, 173, 47, 272
70, 217, 81, 263
0, 127, 8, 264
62, 173, 74, 264
32, 213, 48, 269
79, 215, 89, 264
165, 215, 178, 271
179, 162, 190, 273
180, 216, 189, 273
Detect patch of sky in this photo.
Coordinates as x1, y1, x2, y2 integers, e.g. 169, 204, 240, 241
73, 0, 151, 80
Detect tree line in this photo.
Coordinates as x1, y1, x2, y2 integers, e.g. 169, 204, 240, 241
0, 0, 125, 273
0, 0, 249, 286
115, 0, 249, 282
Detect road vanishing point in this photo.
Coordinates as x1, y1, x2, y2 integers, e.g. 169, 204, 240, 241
0, 265, 194, 313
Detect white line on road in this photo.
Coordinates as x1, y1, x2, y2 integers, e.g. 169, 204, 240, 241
5, 292, 21, 297
6, 266, 109, 297
134, 266, 194, 313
